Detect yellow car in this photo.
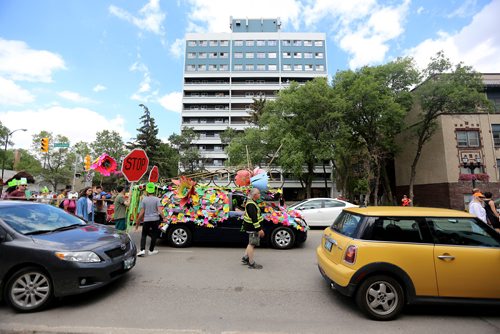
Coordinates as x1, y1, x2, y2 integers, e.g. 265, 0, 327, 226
316, 206, 500, 320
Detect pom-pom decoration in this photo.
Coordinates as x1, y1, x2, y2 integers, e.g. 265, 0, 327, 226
90, 153, 117, 176
234, 169, 252, 187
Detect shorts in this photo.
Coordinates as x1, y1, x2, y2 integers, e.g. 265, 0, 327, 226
247, 231, 260, 246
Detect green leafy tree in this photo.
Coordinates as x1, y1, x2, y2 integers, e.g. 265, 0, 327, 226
169, 128, 201, 173
91, 130, 126, 162
225, 127, 272, 169
407, 52, 493, 203
127, 104, 162, 168
155, 142, 179, 180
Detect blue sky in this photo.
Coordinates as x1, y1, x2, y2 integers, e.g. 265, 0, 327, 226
1, 0, 499, 150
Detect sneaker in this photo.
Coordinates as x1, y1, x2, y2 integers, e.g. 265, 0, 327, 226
241, 256, 249, 265
137, 250, 146, 257
248, 262, 263, 269
148, 250, 159, 256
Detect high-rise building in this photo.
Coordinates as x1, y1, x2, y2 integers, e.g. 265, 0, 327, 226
181, 18, 331, 197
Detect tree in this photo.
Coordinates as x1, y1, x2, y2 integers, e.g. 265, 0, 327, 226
155, 142, 179, 180
332, 58, 419, 205
407, 52, 492, 204
91, 130, 126, 162
225, 127, 273, 169
169, 128, 201, 173
127, 104, 162, 168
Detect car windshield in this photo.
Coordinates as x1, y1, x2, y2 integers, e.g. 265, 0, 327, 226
0, 203, 86, 235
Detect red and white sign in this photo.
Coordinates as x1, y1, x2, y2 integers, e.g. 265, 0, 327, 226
149, 165, 159, 183
121, 149, 149, 182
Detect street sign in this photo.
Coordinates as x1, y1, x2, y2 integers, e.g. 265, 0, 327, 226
149, 165, 159, 183
121, 149, 149, 182
53, 143, 70, 148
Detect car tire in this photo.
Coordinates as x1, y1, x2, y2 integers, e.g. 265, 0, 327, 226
270, 226, 295, 249
355, 275, 405, 321
5, 266, 53, 313
167, 225, 192, 248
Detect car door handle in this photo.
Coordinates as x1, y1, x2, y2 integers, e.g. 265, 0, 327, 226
437, 255, 455, 260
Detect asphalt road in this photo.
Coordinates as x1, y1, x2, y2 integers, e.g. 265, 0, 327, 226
0, 229, 499, 334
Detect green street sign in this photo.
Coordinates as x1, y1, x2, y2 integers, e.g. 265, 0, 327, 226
53, 143, 70, 148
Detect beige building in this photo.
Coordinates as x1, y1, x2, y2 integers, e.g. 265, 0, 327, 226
395, 73, 500, 210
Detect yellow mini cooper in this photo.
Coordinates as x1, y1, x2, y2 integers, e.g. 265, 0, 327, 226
316, 206, 500, 320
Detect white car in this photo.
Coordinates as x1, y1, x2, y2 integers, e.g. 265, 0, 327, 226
288, 198, 357, 227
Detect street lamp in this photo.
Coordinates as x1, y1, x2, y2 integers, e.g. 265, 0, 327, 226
461, 156, 482, 189
1, 128, 28, 193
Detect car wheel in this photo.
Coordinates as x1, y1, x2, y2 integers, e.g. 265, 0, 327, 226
355, 275, 404, 321
270, 226, 295, 249
168, 225, 192, 247
5, 266, 53, 312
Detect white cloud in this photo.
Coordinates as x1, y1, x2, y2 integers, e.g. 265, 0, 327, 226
447, 0, 478, 18
129, 61, 154, 101
170, 38, 184, 58
0, 77, 35, 105
0, 106, 131, 149
109, 0, 166, 35
0, 38, 66, 83
303, 0, 410, 69
405, 0, 500, 72
185, 0, 302, 32
93, 84, 107, 92
416, 6, 424, 15
158, 91, 182, 113
57, 90, 93, 103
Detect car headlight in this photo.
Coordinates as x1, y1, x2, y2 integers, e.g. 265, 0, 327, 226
55, 251, 101, 263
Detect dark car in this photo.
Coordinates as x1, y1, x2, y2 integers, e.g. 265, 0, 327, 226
160, 189, 308, 249
0, 201, 136, 312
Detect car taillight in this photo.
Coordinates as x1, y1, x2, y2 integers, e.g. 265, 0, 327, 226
344, 245, 357, 264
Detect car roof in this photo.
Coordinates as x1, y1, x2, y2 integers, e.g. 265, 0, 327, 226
343, 206, 474, 218
0, 200, 39, 207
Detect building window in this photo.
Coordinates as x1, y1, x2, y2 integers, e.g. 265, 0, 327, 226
293, 52, 302, 58
234, 52, 243, 58
282, 40, 292, 46
316, 65, 325, 71
256, 64, 266, 71
187, 53, 196, 59
245, 40, 254, 46
187, 41, 196, 47
209, 52, 218, 58
199, 52, 207, 59
234, 40, 243, 46
220, 52, 227, 58
234, 64, 243, 71
293, 40, 302, 46
305, 64, 313, 71
283, 52, 291, 58
209, 40, 218, 46
315, 52, 324, 58
245, 52, 254, 59
294, 64, 302, 71
457, 130, 480, 147
256, 40, 265, 46
245, 64, 254, 71
220, 64, 228, 71
220, 40, 229, 46
268, 52, 277, 58
268, 40, 277, 46
208, 65, 217, 71
257, 52, 266, 59
283, 64, 292, 71
492, 125, 500, 146
199, 40, 207, 46
314, 40, 323, 46
186, 65, 196, 71
304, 52, 313, 59
197, 64, 206, 71
304, 40, 313, 46
268, 64, 277, 71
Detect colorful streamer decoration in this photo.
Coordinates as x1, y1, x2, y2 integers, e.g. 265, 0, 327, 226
90, 153, 117, 176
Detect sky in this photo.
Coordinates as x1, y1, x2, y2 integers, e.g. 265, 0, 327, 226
1, 0, 499, 150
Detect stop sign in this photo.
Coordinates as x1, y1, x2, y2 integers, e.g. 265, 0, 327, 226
149, 165, 159, 183
121, 149, 149, 182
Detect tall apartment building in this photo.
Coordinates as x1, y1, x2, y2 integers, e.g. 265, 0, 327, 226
181, 18, 330, 198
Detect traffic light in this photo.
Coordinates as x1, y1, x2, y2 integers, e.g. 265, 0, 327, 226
84, 155, 91, 171
40, 138, 49, 152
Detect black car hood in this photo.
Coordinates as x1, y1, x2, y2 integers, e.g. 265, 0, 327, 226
32, 224, 128, 251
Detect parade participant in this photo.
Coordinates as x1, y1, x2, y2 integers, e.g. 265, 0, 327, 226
401, 194, 411, 206
93, 185, 108, 224
483, 192, 500, 233
135, 182, 164, 256
6, 178, 28, 200
63, 192, 78, 215
76, 187, 94, 222
469, 192, 486, 223
113, 186, 129, 231
241, 188, 265, 269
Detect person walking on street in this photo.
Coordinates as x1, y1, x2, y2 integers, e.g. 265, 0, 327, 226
469, 192, 487, 223
241, 188, 265, 269
76, 187, 94, 222
483, 192, 500, 233
135, 183, 164, 257
113, 186, 129, 231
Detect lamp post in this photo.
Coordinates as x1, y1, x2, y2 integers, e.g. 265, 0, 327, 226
461, 156, 482, 189
1, 128, 28, 194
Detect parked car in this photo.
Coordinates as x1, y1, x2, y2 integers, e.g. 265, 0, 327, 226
288, 198, 357, 227
316, 206, 500, 321
160, 188, 308, 249
0, 201, 136, 312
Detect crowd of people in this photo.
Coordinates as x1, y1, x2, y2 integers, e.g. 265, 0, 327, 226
468, 188, 500, 233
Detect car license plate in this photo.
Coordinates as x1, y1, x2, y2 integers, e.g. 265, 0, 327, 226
123, 256, 135, 270
324, 239, 333, 252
